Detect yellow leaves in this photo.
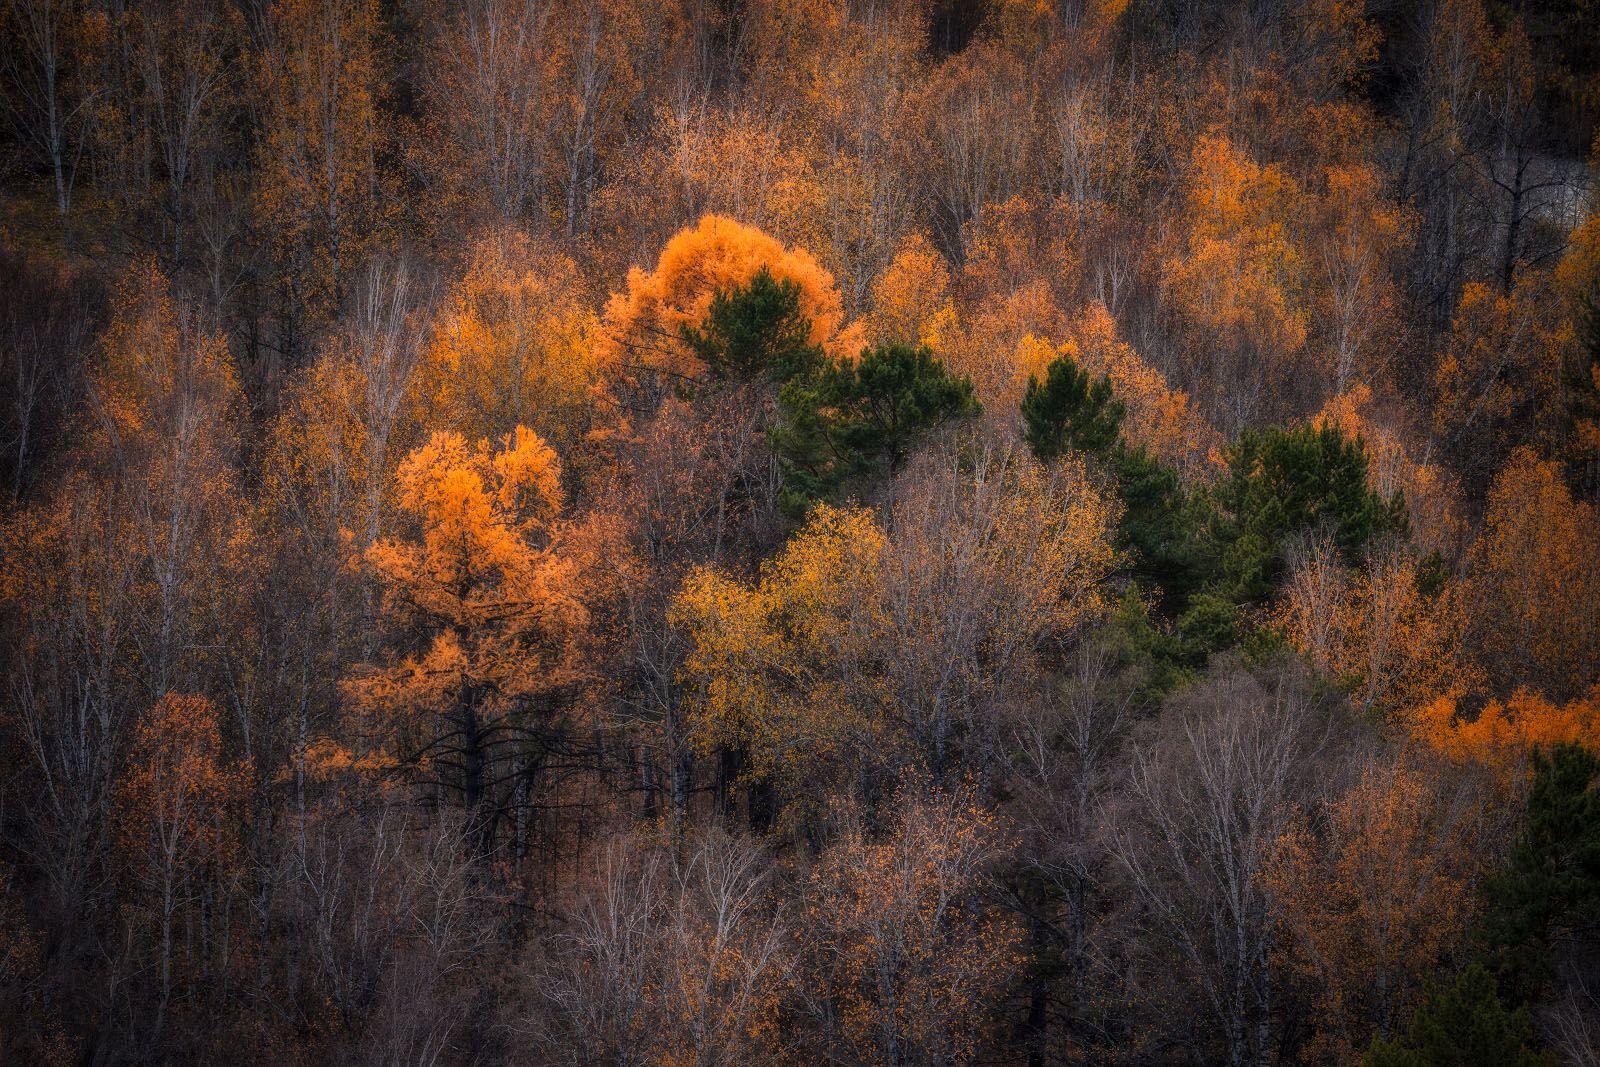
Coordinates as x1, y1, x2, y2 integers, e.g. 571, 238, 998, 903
672, 447, 1120, 802
670, 504, 889, 784
868, 233, 954, 349
414, 229, 602, 453
604, 214, 859, 380
1165, 134, 1308, 355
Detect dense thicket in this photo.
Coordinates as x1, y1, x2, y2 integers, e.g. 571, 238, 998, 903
1, 0, 1598, 1063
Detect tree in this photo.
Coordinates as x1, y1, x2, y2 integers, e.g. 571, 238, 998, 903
1114, 662, 1334, 1067
1462, 447, 1600, 701
1163, 134, 1309, 429
344, 426, 606, 855
672, 445, 1118, 815
1020, 347, 1208, 610
1276, 539, 1476, 719
1021, 352, 1122, 463
1311, 164, 1407, 397
1481, 742, 1600, 999
794, 786, 1023, 1065
679, 267, 823, 385
0, 0, 92, 236
529, 827, 786, 1064
1363, 964, 1553, 1067
602, 214, 860, 389
1410, 690, 1600, 780
416, 0, 551, 230
1210, 422, 1407, 606
254, 0, 389, 335
1056, 302, 1223, 483
1269, 757, 1486, 1060
412, 230, 602, 457
88, 0, 243, 264
771, 341, 978, 507
114, 693, 249, 1047
1433, 275, 1568, 488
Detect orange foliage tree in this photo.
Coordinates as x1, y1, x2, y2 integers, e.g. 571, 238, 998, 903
1276, 538, 1477, 720
1433, 274, 1570, 484
602, 214, 861, 385
1269, 757, 1485, 1060
344, 426, 607, 853
795, 786, 1023, 1065
254, 0, 390, 325
115, 693, 249, 1042
1462, 446, 1600, 701
411, 230, 602, 456
1410, 688, 1600, 778
1164, 133, 1309, 426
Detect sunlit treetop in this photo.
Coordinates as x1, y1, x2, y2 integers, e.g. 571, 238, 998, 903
602, 214, 863, 381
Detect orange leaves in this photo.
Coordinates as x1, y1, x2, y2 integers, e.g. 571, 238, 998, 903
1410, 689, 1600, 777
1311, 163, 1407, 394
1314, 386, 1463, 554
92, 260, 240, 453
1463, 447, 1600, 701
800, 786, 1021, 1064
372, 426, 571, 624
603, 214, 860, 381
116, 693, 250, 879
1268, 757, 1483, 1059
1166, 133, 1308, 356
348, 425, 599, 759
1433, 277, 1569, 479
1277, 538, 1475, 720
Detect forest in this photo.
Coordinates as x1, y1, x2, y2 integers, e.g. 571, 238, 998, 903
0, 0, 1598, 1063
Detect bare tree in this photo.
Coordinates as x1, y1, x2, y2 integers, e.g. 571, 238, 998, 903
1111, 662, 1339, 1067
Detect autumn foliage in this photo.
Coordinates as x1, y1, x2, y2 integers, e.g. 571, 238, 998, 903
2, 0, 1599, 1063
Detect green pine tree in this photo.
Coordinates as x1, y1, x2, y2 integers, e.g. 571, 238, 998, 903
1021, 354, 1123, 462
1482, 742, 1600, 999
1363, 965, 1553, 1067
680, 267, 824, 384
1019, 353, 1208, 610
1209, 423, 1408, 605
771, 342, 979, 508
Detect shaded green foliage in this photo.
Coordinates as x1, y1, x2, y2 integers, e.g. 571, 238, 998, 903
680, 267, 824, 384
1482, 742, 1600, 998
772, 342, 978, 508
1363, 964, 1553, 1067
1022, 355, 1123, 462
1208, 423, 1409, 605
1019, 353, 1208, 611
